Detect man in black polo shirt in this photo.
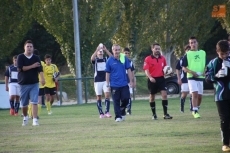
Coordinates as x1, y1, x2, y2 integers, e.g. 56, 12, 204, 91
17, 40, 45, 126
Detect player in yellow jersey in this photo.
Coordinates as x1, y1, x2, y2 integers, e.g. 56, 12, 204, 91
43, 54, 60, 114
28, 49, 45, 118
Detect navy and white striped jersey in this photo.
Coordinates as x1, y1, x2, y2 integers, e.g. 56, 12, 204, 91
126, 59, 135, 83
5, 64, 18, 83
176, 56, 188, 83
92, 57, 107, 82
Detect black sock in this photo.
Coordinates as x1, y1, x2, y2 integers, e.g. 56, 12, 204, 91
221, 120, 230, 145
15, 102, 20, 113
189, 96, 193, 111
162, 100, 168, 115
150, 102, 156, 115
105, 98, 110, 113
96, 100, 103, 115
10, 100, 14, 109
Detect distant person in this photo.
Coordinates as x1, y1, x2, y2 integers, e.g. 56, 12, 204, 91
123, 47, 136, 115
176, 45, 192, 112
105, 44, 134, 122
5, 55, 20, 116
205, 40, 230, 152
182, 36, 206, 118
91, 43, 112, 118
143, 43, 173, 120
17, 40, 45, 126
43, 54, 60, 114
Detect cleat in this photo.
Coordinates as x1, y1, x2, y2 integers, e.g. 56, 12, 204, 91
99, 114, 105, 118
193, 111, 201, 118
163, 114, 173, 119
115, 118, 122, 122
32, 120, 39, 126
152, 114, 158, 120
10, 108, 15, 116
104, 112, 112, 118
222, 145, 230, 152
48, 111, 52, 115
22, 117, 28, 126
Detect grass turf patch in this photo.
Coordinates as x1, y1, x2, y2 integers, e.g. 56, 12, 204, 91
0, 96, 223, 153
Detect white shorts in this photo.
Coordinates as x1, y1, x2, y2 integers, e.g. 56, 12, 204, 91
188, 80, 203, 94
181, 83, 189, 92
94, 81, 109, 95
9, 83, 20, 96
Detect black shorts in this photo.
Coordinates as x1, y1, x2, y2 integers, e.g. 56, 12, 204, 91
147, 76, 167, 94
39, 88, 45, 96
44, 87, 56, 95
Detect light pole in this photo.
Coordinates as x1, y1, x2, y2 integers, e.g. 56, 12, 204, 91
72, 0, 83, 104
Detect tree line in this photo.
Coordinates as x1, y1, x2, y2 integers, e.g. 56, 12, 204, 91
0, 0, 229, 76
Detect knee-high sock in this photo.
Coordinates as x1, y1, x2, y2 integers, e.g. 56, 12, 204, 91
38, 104, 42, 116
10, 100, 14, 109
105, 98, 110, 114
220, 120, 230, 145
162, 100, 168, 115
45, 101, 51, 111
97, 100, 103, 115
14, 102, 20, 113
189, 96, 193, 111
28, 103, 33, 117
150, 102, 156, 115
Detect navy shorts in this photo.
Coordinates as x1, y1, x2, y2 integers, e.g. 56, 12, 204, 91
20, 83, 39, 107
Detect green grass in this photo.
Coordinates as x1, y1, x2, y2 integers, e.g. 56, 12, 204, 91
0, 96, 223, 153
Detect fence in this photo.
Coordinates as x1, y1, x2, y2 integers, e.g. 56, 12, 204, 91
58, 75, 153, 105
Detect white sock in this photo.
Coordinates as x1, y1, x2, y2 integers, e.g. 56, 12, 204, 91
33, 118, 38, 122
23, 116, 28, 120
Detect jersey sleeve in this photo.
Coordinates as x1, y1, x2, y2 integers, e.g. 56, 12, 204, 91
105, 58, 111, 73
163, 57, 167, 67
17, 54, 23, 71
131, 63, 135, 71
54, 65, 59, 73
5, 67, 9, 77
143, 57, 149, 70
205, 59, 216, 83
181, 55, 188, 67
125, 57, 131, 70
176, 59, 181, 70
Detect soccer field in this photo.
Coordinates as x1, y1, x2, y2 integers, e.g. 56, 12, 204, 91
0, 96, 223, 153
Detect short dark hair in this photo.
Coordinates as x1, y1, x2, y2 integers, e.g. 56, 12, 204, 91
124, 47, 130, 52
217, 40, 229, 53
44, 54, 52, 59
24, 40, 34, 47
151, 43, 160, 48
13, 55, 17, 59
34, 49, 39, 56
184, 44, 191, 51
189, 36, 197, 40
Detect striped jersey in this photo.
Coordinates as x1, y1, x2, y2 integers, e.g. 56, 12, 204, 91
92, 57, 107, 82
5, 64, 18, 83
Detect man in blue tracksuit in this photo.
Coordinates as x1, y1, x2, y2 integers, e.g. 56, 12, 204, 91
105, 44, 134, 122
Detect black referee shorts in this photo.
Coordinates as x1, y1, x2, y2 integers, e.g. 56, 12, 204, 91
147, 76, 167, 94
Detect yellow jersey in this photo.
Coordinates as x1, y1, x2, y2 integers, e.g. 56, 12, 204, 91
39, 61, 45, 88
44, 63, 59, 88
